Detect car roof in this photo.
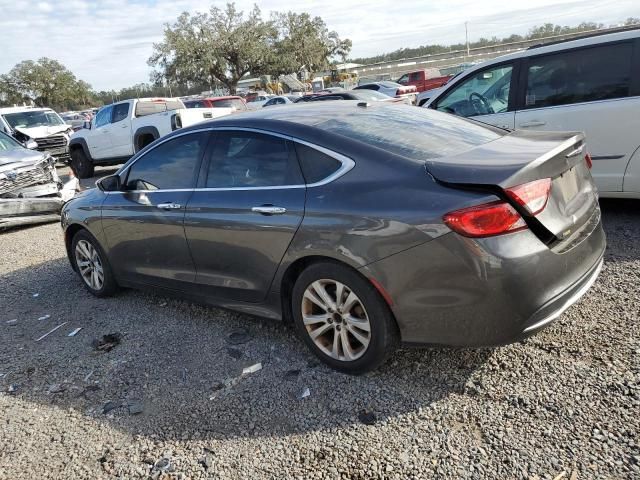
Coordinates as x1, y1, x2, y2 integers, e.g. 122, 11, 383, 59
0, 106, 56, 114
200, 96, 243, 101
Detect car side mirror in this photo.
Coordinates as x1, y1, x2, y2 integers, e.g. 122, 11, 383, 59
25, 139, 38, 149
83, 121, 92, 130
98, 174, 121, 192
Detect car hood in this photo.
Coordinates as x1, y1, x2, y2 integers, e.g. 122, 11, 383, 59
0, 149, 47, 172
14, 125, 71, 138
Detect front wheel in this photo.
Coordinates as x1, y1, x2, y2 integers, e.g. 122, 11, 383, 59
291, 262, 399, 374
70, 148, 94, 179
71, 230, 118, 297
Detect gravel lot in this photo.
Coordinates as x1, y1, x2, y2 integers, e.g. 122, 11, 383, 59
0, 168, 638, 479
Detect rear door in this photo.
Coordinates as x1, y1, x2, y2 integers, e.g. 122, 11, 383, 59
431, 61, 518, 130
101, 131, 210, 288
184, 129, 305, 302
514, 39, 640, 194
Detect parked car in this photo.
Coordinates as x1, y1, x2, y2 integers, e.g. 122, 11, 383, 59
0, 107, 73, 162
69, 97, 233, 178
354, 81, 417, 104
415, 71, 466, 106
0, 131, 77, 229
308, 90, 410, 104
183, 96, 247, 112
396, 68, 452, 93
61, 102, 605, 373
262, 96, 294, 107
62, 112, 88, 131
423, 29, 640, 198
245, 95, 276, 110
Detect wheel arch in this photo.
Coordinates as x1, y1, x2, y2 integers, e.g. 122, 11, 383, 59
68, 138, 93, 161
133, 126, 160, 153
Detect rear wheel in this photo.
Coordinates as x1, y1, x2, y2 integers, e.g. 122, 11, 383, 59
291, 262, 398, 374
70, 148, 94, 179
71, 230, 118, 297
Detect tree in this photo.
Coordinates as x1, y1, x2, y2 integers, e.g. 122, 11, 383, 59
0, 58, 94, 110
149, 4, 278, 94
269, 12, 352, 76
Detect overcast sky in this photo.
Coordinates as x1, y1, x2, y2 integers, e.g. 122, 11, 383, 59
0, 0, 637, 91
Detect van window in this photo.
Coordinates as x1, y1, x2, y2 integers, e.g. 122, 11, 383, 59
524, 42, 632, 109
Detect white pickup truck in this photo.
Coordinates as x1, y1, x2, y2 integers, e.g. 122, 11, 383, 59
68, 97, 232, 178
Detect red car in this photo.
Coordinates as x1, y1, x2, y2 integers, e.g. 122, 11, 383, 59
396, 69, 452, 93
183, 96, 247, 112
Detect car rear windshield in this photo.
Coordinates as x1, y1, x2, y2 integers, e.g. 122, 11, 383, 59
212, 99, 246, 110
311, 105, 504, 160
135, 100, 183, 117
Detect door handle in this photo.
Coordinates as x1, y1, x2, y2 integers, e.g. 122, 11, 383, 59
519, 120, 546, 128
157, 202, 182, 210
251, 206, 287, 215
121, 124, 128, 128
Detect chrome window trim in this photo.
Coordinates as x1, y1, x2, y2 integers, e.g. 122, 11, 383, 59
110, 126, 355, 194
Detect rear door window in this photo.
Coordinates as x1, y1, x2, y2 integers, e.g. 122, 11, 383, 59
523, 42, 633, 109
294, 143, 342, 184
206, 131, 303, 188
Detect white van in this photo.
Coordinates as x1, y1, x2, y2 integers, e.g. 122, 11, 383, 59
423, 29, 640, 198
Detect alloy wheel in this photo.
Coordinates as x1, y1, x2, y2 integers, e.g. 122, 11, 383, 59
301, 279, 371, 361
75, 240, 104, 290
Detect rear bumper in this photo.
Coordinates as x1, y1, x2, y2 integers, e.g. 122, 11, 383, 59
360, 215, 606, 347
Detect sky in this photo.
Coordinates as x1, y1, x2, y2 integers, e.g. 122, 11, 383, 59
0, 0, 637, 91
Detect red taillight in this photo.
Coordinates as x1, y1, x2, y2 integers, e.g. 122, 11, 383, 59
585, 153, 593, 169
443, 200, 526, 238
504, 178, 551, 215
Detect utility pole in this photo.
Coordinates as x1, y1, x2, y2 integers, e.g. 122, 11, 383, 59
465, 21, 470, 57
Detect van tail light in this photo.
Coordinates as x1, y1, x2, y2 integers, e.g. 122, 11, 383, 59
444, 178, 551, 238
585, 153, 593, 169
443, 201, 526, 238
504, 178, 551, 215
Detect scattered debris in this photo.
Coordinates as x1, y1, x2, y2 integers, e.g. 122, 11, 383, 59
128, 399, 144, 415
358, 409, 377, 425
48, 383, 66, 394
35, 322, 68, 342
159, 301, 167, 307
6, 319, 17, 325
38, 314, 50, 321
226, 329, 250, 345
570, 471, 578, 480
32, 293, 39, 298
67, 327, 82, 337
199, 454, 214, 470
142, 457, 155, 465
153, 458, 171, 472
298, 387, 311, 400
83, 370, 94, 382
226, 347, 242, 360
242, 363, 262, 375
77, 385, 100, 398
284, 369, 301, 380
92, 332, 122, 352
7, 384, 17, 394
102, 401, 124, 414
553, 472, 567, 480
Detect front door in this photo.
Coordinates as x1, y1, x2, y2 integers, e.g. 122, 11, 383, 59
431, 62, 516, 130
105, 102, 134, 158
184, 130, 305, 302
101, 131, 211, 288
89, 105, 113, 159
514, 40, 638, 194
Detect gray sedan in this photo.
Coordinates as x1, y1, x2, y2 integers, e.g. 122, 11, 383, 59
61, 103, 605, 373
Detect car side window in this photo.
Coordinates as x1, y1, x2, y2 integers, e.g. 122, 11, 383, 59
435, 64, 513, 117
524, 42, 633, 109
112, 103, 129, 123
94, 106, 113, 129
124, 132, 209, 191
397, 74, 408, 85
294, 143, 342, 184
206, 131, 303, 188
358, 85, 378, 91
409, 72, 421, 82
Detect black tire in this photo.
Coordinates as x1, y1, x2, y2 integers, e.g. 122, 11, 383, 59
70, 229, 118, 297
291, 261, 399, 374
70, 148, 94, 179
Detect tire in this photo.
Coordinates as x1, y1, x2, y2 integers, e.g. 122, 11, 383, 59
70, 229, 118, 297
291, 261, 399, 374
70, 148, 94, 179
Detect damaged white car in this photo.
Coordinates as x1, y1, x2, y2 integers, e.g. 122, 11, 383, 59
0, 106, 73, 162
0, 131, 78, 230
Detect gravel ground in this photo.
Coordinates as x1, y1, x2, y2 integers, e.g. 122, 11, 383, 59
0, 192, 638, 480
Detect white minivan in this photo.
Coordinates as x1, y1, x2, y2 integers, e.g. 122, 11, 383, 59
423, 29, 640, 198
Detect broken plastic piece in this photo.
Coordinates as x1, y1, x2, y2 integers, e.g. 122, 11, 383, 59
242, 363, 262, 375
92, 332, 122, 352
298, 387, 311, 399
35, 322, 68, 342
6, 319, 17, 325
128, 399, 144, 415
227, 329, 250, 345
67, 327, 82, 337
38, 315, 50, 321
32, 293, 39, 298
358, 409, 377, 425
102, 400, 123, 414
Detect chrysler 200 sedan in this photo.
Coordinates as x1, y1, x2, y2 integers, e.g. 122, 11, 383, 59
61, 102, 606, 373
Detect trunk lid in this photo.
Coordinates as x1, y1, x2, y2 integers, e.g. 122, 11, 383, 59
427, 130, 598, 242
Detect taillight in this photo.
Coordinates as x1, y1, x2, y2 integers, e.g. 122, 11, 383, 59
585, 153, 593, 169
504, 178, 551, 215
443, 200, 526, 238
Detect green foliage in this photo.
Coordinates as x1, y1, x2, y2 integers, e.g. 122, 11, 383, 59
0, 58, 95, 110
